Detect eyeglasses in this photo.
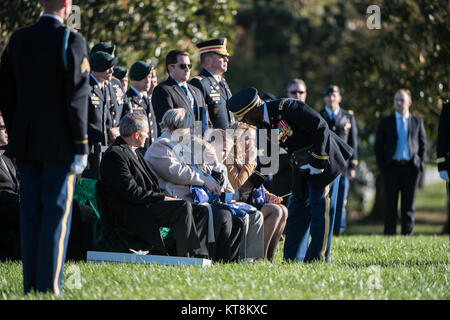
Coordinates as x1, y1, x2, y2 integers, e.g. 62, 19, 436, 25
289, 90, 305, 95
172, 63, 192, 70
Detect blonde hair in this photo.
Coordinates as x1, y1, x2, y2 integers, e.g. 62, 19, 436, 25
227, 122, 257, 165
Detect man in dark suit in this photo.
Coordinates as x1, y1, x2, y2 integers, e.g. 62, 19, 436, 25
375, 89, 427, 235
97, 113, 209, 257
189, 38, 234, 130
122, 61, 159, 149
319, 85, 358, 236
0, 0, 89, 295
152, 50, 208, 134
437, 99, 450, 234
226, 88, 353, 263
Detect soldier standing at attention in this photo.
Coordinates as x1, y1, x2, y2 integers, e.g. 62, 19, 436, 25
190, 38, 234, 130
319, 85, 358, 236
0, 0, 89, 295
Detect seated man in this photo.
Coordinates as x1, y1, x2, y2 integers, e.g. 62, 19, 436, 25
97, 113, 209, 257
0, 112, 20, 260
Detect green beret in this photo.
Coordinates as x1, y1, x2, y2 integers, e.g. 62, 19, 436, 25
89, 52, 117, 72
129, 61, 153, 81
91, 42, 115, 56
323, 85, 340, 96
113, 67, 127, 80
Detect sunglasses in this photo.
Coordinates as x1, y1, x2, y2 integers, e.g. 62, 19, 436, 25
172, 63, 192, 70
289, 90, 305, 95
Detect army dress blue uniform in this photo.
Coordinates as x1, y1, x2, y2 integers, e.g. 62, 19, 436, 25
0, 14, 89, 294
108, 77, 126, 128
319, 103, 358, 235
122, 86, 158, 149
189, 69, 233, 130
226, 89, 353, 263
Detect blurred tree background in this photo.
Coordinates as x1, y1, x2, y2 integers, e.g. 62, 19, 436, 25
1, 0, 449, 220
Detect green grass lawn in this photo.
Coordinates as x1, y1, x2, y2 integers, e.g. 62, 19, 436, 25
1, 234, 449, 300
1, 180, 448, 300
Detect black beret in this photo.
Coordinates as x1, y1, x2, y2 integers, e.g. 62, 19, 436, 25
113, 67, 127, 80
89, 51, 117, 72
129, 61, 153, 81
91, 42, 115, 56
323, 85, 340, 96
226, 87, 261, 121
196, 38, 229, 56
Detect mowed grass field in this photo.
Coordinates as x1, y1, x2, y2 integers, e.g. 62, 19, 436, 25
1, 181, 449, 300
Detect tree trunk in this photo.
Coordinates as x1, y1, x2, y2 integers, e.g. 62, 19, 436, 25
365, 173, 385, 222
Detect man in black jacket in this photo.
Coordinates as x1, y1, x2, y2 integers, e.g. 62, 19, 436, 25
97, 113, 209, 257
152, 50, 208, 134
0, 0, 89, 295
375, 89, 427, 235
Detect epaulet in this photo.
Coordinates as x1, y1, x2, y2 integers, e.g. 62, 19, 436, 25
278, 98, 289, 111
194, 75, 203, 81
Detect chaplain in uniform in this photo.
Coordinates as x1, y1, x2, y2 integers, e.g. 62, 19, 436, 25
226, 88, 353, 263
190, 38, 234, 130
122, 61, 158, 149
319, 85, 358, 235
0, 0, 89, 295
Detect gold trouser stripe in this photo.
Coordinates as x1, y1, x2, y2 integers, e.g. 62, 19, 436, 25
53, 170, 75, 296
320, 185, 331, 262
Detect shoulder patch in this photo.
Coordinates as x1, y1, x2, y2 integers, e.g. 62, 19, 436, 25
81, 57, 90, 74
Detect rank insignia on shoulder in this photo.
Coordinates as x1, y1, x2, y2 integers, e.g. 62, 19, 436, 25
278, 98, 288, 111
81, 57, 90, 74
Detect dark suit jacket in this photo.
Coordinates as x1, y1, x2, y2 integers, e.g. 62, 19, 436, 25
97, 136, 166, 227
151, 76, 207, 131
0, 148, 19, 200
437, 101, 450, 172
375, 113, 427, 172
0, 16, 89, 161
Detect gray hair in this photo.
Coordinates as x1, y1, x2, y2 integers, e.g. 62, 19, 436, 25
160, 108, 193, 132
119, 113, 148, 137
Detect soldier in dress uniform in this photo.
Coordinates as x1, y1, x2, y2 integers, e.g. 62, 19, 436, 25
189, 38, 234, 130
319, 85, 358, 235
123, 61, 158, 149
109, 66, 128, 126
0, 0, 89, 295
226, 88, 353, 263
113, 66, 128, 92
90, 43, 124, 136
85, 51, 117, 179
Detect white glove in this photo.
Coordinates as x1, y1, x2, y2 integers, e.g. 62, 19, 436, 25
300, 163, 324, 175
71, 154, 88, 175
439, 170, 449, 182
